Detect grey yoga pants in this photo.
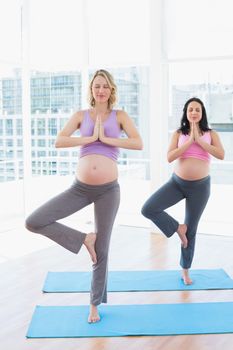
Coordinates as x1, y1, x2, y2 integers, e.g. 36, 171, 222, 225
141, 173, 210, 269
25, 178, 120, 305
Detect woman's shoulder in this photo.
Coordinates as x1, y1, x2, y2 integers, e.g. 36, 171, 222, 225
169, 130, 182, 143
209, 129, 220, 141
70, 110, 86, 124
115, 109, 127, 116
72, 109, 86, 117
173, 129, 182, 137
209, 129, 217, 136
115, 109, 129, 122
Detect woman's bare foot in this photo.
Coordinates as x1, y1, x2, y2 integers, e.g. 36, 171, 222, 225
88, 304, 100, 323
84, 232, 97, 264
182, 269, 193, 285
177, 224, 188, 248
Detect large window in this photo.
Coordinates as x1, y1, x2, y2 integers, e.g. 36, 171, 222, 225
24, 0, 151, 228
164, 0, 233, 235
164, 0, 233, 59
2, 0, 232, 236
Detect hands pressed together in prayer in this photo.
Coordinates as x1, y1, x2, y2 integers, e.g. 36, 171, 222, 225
189, 121, 201, 143
92, 115, 106, 142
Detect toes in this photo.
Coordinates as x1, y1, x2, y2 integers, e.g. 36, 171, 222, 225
184, 279, 192, 285
182, 276, 193, 285
181, 239, 188, 249
88, 315, 100, 323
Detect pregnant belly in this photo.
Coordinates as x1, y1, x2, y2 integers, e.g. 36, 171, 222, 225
175, 158, 210, 180
76, 154, 118, 185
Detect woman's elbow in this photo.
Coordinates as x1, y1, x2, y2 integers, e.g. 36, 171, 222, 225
136, 138, 143, 150
219, 150, 225, 160
167, 154, 173, 163
55, 137, 62, 148
138, 140, 143, 150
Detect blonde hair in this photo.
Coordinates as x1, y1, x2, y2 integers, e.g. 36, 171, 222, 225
88, 69, 117, 109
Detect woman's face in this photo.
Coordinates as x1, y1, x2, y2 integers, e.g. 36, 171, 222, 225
186, 101, 202, 123
92, 75, 111, 105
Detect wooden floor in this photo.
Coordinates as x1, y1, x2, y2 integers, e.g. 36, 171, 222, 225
1, 225, 233, 350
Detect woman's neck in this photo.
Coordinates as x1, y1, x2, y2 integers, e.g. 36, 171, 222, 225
92, 104, 110, 115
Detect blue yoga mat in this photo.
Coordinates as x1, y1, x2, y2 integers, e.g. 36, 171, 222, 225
27, 302, 233, 338
42, 269, 233, 292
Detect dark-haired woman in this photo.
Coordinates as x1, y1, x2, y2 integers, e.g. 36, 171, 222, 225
142, 97, 224, 284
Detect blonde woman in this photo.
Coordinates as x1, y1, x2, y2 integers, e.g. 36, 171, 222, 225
26, 69, 143, 323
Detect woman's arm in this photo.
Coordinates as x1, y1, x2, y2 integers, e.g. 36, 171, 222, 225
99, 110, 143, 150
55, 111, 98, 148
167, 131, 193, 163
195, 130, 225, 160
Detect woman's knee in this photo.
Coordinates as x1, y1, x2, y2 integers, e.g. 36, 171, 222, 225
141, 203, 154, 219
25, 214, 44, 233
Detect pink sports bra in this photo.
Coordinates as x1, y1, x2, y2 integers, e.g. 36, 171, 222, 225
178, 131, 211, 162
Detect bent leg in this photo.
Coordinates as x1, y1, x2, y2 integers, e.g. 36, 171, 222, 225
141, 176, 184, 237
25, 180, 90, 253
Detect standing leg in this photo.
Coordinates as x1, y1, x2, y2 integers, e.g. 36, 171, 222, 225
25, 179, 91, 254
141, 175, 187, 245
180, 176, 211, 283
88, 182, 120, 322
